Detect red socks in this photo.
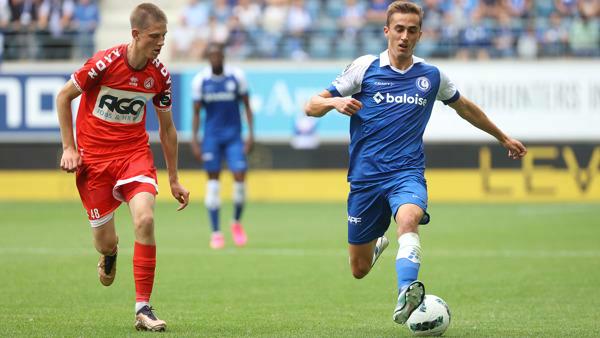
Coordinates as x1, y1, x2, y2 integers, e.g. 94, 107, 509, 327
133, 242, 156, 302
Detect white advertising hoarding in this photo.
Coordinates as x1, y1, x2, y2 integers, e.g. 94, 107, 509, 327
426, 60, 600, 141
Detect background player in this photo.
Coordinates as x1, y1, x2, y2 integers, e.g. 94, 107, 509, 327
191, 44, 254, 249
304, 0, 527, 328
56, 3, 189, 332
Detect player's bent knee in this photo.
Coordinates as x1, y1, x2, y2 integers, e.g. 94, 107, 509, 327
351, 265, 370, 279
396, 212, 422, 231
134, 213, 154, 233
350, 259, 371, 279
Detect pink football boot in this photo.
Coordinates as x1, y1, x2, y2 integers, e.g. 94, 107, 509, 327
210, 232, 225, 249
231, 222, 247, 247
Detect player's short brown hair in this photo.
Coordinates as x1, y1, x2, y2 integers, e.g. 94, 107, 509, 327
386, 1, 423, 28
130, 3, 167, 30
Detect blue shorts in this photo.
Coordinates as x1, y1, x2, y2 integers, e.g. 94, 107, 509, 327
202, 136, 247, 173
347, 172, 428, 245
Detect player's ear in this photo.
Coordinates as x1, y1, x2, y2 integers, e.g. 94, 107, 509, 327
132, 28, 140, 41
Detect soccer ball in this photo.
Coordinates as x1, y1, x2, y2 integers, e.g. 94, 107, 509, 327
406, 295, 451, 336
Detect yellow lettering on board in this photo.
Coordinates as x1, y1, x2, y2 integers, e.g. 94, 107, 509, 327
562, 147, 600, 194
522, 147, 558, 195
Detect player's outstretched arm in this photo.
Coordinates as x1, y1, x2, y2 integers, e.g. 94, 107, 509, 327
56, 80, 83, 173
157, 109, 190, 211
191, 101, 203, 162
305, 90, 363, 117
242, 94, 254, 154
449, 95, 527, 160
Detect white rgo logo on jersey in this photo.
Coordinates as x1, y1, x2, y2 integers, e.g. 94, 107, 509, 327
93, 86, 154, 124
373, 91, 428, 107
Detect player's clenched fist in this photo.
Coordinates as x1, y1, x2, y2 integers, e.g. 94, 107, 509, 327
60, 147, 82, 173
502, 137, 527, 160
334, 97, 363, 116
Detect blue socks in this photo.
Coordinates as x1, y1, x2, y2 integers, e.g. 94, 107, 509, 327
234, 203, 244, 222
208, 208, 219, 232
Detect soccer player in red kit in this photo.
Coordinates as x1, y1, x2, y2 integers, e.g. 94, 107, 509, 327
56, 3, 189, 332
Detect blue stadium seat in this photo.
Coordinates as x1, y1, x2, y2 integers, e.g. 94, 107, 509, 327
308, 36, 334, 59
361, 35, 386, 56
534, 17, 550, 31
316, 18, 341, 39
535, 1, 555, 17
326, 1, 345, 18
335, 37, 359, 59
305, 0, 322, 19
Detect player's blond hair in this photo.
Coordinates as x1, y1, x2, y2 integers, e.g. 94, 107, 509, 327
130, 3, 167, 30
386, 1, 423, 28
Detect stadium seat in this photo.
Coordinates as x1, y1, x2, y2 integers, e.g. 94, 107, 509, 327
325, 1, 345, 18
305, 0, 322, 19
335, 37, 358, 59
316, 18, 340, 39
360, 31, 386, 56
308, 36, 333, 59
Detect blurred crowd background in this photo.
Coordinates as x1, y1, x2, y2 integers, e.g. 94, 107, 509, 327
1, 0, 599, 62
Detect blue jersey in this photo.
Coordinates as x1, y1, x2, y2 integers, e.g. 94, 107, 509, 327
191, 66, 248, 140
327, 51, 460, 183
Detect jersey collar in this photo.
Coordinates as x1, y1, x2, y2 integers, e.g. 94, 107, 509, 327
379, 50, 424, 74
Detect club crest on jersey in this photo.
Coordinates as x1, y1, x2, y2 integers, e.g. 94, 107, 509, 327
416, 77, 431, 93
144, 77, 154, 89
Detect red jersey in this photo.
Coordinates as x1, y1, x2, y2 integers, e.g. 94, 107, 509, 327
71, 44, 172, 163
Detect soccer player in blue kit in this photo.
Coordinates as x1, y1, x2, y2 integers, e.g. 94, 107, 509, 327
191, 44, 254, 249
305, 1, 527, 326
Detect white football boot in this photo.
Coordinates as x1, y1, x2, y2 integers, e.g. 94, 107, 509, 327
392, 280, 425, 324
371, 236, 389, 267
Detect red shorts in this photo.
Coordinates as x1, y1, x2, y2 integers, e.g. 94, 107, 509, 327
76, 150, 158, 226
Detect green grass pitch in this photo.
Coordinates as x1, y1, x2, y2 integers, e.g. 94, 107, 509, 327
1, 201, 599, 337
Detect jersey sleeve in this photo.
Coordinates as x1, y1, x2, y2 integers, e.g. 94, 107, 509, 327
327, 55, 376, 97
71, 51, 106, 92
436, 69, 460, 105
191, 72, 204, 103
232, 68, 248, 96
152, 67, 173, 113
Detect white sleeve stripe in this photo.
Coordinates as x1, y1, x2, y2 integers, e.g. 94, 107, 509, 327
70, 74, 83, 92
154, 105, 171, 113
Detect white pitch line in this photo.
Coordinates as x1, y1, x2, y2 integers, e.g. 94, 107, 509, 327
1, 247, 600, 258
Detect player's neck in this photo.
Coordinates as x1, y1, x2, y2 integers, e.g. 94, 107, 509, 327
388, 51, 413, 71
212, 65, 224, 76
126, 43, 148, 70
